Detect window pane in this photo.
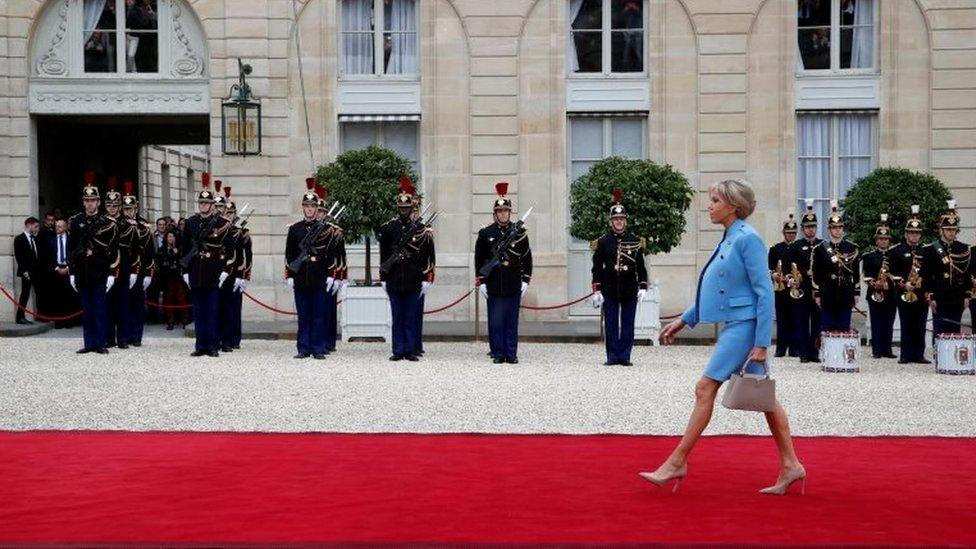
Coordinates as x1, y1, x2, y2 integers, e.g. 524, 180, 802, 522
383, 33, 417, 74
343, 33, 374, 74
570, 0, 602, 30
384, 0, 415, 31
84, 0, 116, 30
797, 28, 830, 70
611, 31, 643, 72
611, 118, 643, 158
571, 32, 602, 73
125, 33, 158, 72
84, 31, 117, 73
838, 115, 872, 157
797, 115, 831, 231
839, 26, 873, 69
126, 0, 157, 30
797, 0, 831, 27
571, 118, 604, 160
383, 122, 419, 165
341, 122, 377, 152
343, 0, 374, 31
611, 0, 642, 29
571, 161, 596, 184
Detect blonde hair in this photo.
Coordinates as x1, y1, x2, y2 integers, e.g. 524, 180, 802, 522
710, 179, 756, 219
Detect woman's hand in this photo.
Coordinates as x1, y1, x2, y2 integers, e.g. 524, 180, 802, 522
659, 319, 686, 345
747, 346, 767, 364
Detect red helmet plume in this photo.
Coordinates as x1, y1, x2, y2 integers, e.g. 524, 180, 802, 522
306, 177, 316, 190
124, 180, 134, 196
612, 188, 622, 204
223, 186, 232, 199
201, 172, 211, 189
399, 176, 415, 196
495, 182, 509, 197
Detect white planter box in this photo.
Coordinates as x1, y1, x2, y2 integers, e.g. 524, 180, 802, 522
340, 284, 391, 342
634, 279, 661, 345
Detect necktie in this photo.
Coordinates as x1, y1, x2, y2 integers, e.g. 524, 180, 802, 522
29, 235, 36, 258
59, 236, 66, 265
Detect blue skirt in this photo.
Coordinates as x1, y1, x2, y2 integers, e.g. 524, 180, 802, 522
704, 319, 766, 382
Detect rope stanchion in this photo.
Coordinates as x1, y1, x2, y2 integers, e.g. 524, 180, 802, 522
145, 300, 193, 310
0, 282, 83, 322
242, 291, 298, 316
424, 288, 474, 315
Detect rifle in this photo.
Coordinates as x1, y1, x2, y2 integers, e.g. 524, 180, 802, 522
478, 207, 533, 279
286, 205, 340, 274
180, 213, 221, 270
70, 214, 104, 263
379, 206, 438, 276
236, 203, 252, 228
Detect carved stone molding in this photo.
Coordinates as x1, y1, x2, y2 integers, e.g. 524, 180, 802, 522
34, 91, 204, 103
35, 0, 70, 77
170, 0, 204, 77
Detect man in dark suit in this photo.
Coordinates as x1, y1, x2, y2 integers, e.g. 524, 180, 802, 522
47, 218, 80, 328
13, 217, 41, 324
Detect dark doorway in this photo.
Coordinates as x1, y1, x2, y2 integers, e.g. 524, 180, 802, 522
35, 115, 209, 217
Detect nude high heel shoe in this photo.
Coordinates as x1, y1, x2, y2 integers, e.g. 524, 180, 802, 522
639, 465, 687, 493
759, 466, 806, 495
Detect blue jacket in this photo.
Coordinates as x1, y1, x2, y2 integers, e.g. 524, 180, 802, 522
681, 219, 773, 347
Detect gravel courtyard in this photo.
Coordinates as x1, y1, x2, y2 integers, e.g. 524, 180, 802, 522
1, 328, 973, 436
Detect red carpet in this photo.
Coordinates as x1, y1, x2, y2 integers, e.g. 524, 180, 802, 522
1, 432, 974, 547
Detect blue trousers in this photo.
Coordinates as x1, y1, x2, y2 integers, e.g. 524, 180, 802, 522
388, 288, 421, 357
107, 280, 130, 346
792, 299, 821, 359
487, 294, 521, 359
192, 288, 220, 353
820, 303, 853, 332
78, 284, 108, 351
932, 299, 965, 344
774, 292, 795, 355
295, 289, 326, 355
415, 294, 425, 354
127, 284, 146, 345
324, 290, 338, 352
603, 296, 637, 363
218, 287, 243, 348
867, 299, 896, 356
897, 300, 928, 361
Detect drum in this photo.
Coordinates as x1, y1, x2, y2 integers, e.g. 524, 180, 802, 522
820, 330, 860, 373
934, 333, 976, 375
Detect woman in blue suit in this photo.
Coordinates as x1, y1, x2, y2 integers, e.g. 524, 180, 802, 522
640, 179, 805, 495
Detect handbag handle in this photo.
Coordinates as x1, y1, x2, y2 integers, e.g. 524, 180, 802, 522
735, 357, 770, 378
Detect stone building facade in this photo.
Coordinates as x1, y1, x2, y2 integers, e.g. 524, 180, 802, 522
2, 0, 974, 324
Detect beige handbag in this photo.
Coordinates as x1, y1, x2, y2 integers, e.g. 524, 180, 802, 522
721, 359, 776, 412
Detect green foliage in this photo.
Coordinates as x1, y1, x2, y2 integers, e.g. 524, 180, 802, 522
569, 157, 694, 254
315, 145, 418, 245
841, 167, 952, 248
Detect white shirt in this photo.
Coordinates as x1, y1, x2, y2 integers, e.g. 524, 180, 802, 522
24, 231, 37, 258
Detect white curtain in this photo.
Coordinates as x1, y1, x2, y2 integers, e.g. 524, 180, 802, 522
568, 0, 585, 73
850, 0, 873, 69
838, 114, 873, 196
385, 0, 417, 74
83, 0, 108, 41
797, 115, 832, 234
342, 0, 373, 74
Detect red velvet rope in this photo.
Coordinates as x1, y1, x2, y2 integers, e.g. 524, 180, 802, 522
0, 283, 84, 322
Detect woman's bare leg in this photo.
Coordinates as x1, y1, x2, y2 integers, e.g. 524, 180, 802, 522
654, 377, 721, 473
764, 400, 804, 480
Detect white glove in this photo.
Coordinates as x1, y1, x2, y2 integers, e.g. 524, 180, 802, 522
218, 272, 229, 288
326, 277, 335, 293
339, 279, 349, 291
128, 273, 138, 289
381, 281, 387, 291
183, 273, 190, 289
106, 275, 116, 292
233, 278, 246, 292
478, 284, 488, 299
287, 278, 295, 289
420, 280, 432, 297
331, 280, 342, 295
591, 291, 604, 309
69, 275, 77, 293
142, 276, 152, 292
637, 289, 647, 302
521, 281, 529, 296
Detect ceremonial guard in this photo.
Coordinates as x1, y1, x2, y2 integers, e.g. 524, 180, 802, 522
103, 177, 134, 349
769, 212, 798, 357
68, 171, 120, 354
590, 189, 648, 366
922, 200, 972, 337
218, 187, 251, 352
474, 182, 533, 364
411, 195, 426, 357
862, 214, 897, 359
378, 177, 436, 362
889, 205, 930, 364
182, 173, 234, 357
285, 178, 331, 360
789, 200, 823, 363
121, 180, 155, 347
813, 202, 860, 332
317, 186, 346, 354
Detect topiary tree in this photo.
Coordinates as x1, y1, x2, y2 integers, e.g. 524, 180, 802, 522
316, 145, 418, 285
569, 156, 694, 254
841, 167, 952, 249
